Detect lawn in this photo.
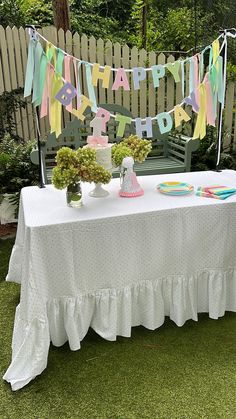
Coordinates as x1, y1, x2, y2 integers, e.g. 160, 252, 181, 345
1, 238, 236, 418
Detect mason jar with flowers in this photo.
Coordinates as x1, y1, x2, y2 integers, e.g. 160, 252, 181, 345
52, 147, 111, 207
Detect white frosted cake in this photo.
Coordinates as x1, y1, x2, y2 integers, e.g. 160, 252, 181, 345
85, 136, 113, 171
94, 144, 112, 170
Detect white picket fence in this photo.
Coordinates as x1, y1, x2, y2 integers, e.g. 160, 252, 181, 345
0, 25, 236, 149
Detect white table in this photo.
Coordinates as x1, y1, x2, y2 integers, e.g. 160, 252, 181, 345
4, 170, 236, 390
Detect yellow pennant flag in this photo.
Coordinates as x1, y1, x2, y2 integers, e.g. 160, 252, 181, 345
193, 83, 207, 140
212, 39, 220, 71
50, 73, 63, 137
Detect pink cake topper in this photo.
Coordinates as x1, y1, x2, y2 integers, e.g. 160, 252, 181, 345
88, 117, 108, 146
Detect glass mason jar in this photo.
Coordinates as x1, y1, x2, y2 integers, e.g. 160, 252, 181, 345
66, 182, 83, 208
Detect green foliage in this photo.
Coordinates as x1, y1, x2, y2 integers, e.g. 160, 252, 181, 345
0, 0, 53, 27
52, 146, 112, 189
0, 89, 26, 141
129, 5, 194, 51
18, 0, 53, 26
112, 144, 133, 167
227, 62, 236, 83
0, 134, 38, 194
122, 135, 152, 162
70, 0, 132, 43
112, 135, 152, 167
2, 0, 236, 60
154, 7, 194, 51
0, 0, 24, 27
191, 126, 236, 172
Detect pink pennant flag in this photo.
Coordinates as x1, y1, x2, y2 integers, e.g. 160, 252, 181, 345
64, 55, 72, 112
40, 76, 48, 118
193, 55, 200, 106
40, 64, 53, 119
73, 58, 81, 109
48, 67, 54, 127
204, 73, 216, 127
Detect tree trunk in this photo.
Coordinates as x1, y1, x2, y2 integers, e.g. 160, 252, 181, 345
52, 0, 71, 31
141, 0, 147, 49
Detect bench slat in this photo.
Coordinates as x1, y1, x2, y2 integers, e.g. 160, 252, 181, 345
168, 149, 185, 160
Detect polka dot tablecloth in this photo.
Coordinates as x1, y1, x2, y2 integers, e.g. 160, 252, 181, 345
4, 170, 236, 390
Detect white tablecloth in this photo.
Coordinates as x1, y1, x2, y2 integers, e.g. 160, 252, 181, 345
3, 170, 236, 390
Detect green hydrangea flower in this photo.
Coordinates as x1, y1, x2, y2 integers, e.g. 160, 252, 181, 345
112, 135, 152, 166
52, 146, 111, 189
112, 144, 133, 167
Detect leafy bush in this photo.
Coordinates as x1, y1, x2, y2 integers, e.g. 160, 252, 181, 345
191, 126, 236, 172
0, 134, 39, 194
0, 89, 26, 141
20, 0, 53, 26
0, 0, 24, 27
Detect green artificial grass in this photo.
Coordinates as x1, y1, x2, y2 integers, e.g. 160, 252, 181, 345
1, 239, 236, 418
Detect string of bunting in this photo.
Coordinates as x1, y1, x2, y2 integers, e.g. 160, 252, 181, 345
24, 28, 229, 141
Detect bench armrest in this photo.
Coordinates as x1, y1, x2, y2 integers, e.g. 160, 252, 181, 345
168, 135, 199, 171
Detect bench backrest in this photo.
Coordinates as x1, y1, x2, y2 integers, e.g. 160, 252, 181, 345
33, 104, 136, 172
31, 104, 195, 181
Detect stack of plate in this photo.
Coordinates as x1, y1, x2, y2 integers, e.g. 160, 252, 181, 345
157, 181, 194, 196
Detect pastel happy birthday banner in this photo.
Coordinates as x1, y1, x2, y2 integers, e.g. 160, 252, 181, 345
24, 29, 227, 141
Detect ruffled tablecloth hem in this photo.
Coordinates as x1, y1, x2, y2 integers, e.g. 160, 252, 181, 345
4, 267, 236, 390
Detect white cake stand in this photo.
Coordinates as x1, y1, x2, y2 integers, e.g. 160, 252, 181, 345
89, 163, 119, 198
89, 183, 109, 198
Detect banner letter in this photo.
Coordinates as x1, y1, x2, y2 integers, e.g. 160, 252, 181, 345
71, 95, 93, 121
174, 105, 190, 128
112, 68, 130, 91
166, 61, 181, 83
96, 107, 110, 132
151, 65, 165, 88
135, 117, 153, 138
115, 114, 132, 137
92, 63, 111, 89
55, 82, 77, 106
156, 112, 173, 134
133, 67, 146, 90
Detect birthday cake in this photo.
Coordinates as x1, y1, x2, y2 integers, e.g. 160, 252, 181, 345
85, 135, 113, 171
85, 117, 113, 171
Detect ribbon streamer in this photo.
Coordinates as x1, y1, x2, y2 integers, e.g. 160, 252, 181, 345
64, 56, 72, 112
32, 42, 43, 105
24, 38, 36, 97
73, 59, 82, 109
189, 57, 194, 94
193, 83, 207, 140
181, 61, 185, 98
50, 74, 63, 137
85, 63, 97, 112
204, 74, 216, 127
216, 35, 228, 166
56, 48, 64, 75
